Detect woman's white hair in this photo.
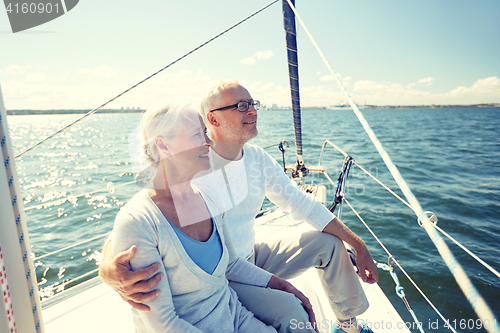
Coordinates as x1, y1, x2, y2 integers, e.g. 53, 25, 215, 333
199, 79, 240, 120
140, 101, 197, 167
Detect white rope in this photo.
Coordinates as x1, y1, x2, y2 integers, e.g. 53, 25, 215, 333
1, 106, 42, 333
0, 244, 17, 333
344, 198, 457, 333
284, 1, 499, 331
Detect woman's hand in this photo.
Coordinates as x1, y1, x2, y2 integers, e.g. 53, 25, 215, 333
99, 241, 164, 311
266, 275, 318, 333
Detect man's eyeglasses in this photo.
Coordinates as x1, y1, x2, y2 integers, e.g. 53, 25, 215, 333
209, 100, 260, 113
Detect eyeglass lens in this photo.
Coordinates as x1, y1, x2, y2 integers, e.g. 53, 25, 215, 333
237, 100, 260, 112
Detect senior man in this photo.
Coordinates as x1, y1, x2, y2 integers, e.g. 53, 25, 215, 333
99, 80, 378, 333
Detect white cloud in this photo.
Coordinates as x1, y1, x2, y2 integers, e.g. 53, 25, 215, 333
350, 76, 500, 105
319, 75, 334, 82
240, 50, 274, 65
79, 65, 118, 78
240, 57, 256, 65
446, 76, 500, 98
2, 69, 215, 109
417, 77, 434, 86
2, 69, 499, 109
1, 64, 32, 75
25, 72, 47, 82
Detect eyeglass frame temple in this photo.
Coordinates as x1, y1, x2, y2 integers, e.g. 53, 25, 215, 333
209, 100, 260, 113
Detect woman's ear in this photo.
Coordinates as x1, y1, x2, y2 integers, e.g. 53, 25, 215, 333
206, 112, 219, 127
155, 136, 170, 158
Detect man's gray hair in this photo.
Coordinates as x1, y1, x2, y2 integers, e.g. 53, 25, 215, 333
199, 79, 241, 120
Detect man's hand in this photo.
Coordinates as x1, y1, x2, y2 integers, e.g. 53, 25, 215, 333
266, 275, 319, 333
355, 246, 378, 284
99, 241, 163, 312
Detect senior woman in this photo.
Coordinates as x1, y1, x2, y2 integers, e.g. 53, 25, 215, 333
110, 102, 314, 333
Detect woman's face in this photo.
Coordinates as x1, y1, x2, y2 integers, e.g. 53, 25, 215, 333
162, 110, 212, 175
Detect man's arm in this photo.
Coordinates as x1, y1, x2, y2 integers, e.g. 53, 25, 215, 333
260, 149, 378, 283
99, 239, 163, 311
322, 217, 379, 284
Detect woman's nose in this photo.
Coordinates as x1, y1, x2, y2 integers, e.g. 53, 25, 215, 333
204, 133, 213, 146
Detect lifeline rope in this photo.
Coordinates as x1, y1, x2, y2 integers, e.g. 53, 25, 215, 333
353, 160, 500, 280
377, 261, 425, 333
24, 179, 136, 212
344, 198, 456, 333
284, 1, 499, 330
0, 245, 17, 333
319, 139, 500, 280
14, 0, 279, 159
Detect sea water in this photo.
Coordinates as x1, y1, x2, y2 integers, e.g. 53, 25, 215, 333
7, 107, 500, 330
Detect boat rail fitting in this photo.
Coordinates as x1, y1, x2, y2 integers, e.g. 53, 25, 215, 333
318, 140, 349, 166
278, 140, 288, 173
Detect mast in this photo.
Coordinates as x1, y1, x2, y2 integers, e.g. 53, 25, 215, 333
282, 0, 308, 180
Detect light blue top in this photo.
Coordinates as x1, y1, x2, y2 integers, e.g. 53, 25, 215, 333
169, 219, 223, 275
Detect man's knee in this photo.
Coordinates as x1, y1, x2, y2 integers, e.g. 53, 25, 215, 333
301, 231, 342, 255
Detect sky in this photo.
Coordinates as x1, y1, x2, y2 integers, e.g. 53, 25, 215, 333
1, 0, 499, 109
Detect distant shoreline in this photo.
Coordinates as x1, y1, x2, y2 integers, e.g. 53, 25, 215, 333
6, 109, 145, 115
6, 103, 499, 115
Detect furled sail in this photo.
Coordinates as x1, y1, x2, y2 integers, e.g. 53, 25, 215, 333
282, 0, 308, 179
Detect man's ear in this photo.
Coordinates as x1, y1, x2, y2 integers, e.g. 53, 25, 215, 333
155, 136, 170, 158
206, 112, 220, 127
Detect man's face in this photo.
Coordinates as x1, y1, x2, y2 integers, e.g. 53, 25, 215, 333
210, 85, 258, 145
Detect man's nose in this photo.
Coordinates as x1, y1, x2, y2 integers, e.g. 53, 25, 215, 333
246, 105, 257, 115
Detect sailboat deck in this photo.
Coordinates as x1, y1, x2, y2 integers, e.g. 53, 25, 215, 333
42, 207, 410, 333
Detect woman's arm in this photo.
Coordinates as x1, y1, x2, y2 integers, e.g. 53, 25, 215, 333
112, 210, 203, 333
219, 213, 317, 331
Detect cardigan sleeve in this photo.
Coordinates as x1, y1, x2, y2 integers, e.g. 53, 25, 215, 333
111, 210, 203, 333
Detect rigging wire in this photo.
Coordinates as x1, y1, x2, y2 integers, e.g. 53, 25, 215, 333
284, 1, 499, 329
353, 162, 500, 280
24, 179, 136, 212
35, 232, 110, 261
14, 0, 279, 160
343, 198, 457, 333
319, 139, 500, 280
